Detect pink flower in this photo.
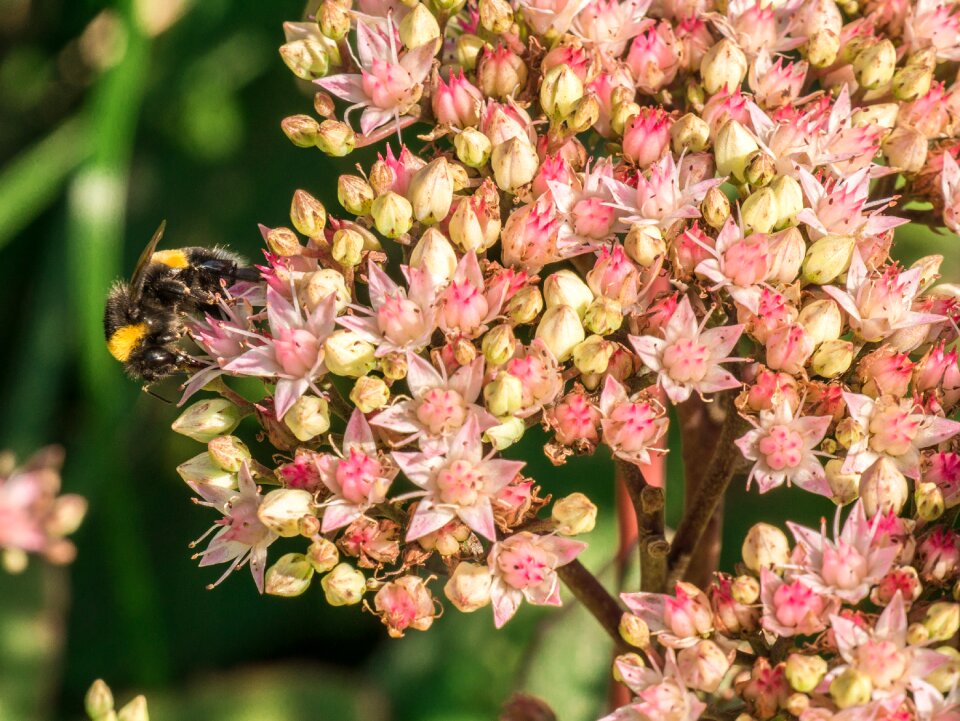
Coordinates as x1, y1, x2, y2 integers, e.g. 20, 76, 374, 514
602, 651, 706, 721
338, 258, 439, 355
587, 243, 644, 306
924, 452, 960, 508
599, 375, 668, 468
315, 410, 398, 533
500, 194, 565, 273
316, 19, 434, 135
189, 463, 278, 593
905, 0, 960, 61
371, 354, 496, 448
625, 21, 680, 94
432, 69, 483, 128
488, 531, 585, 627
940, 152, 960, 233
392, 415, 525, 542
828, 593, 949, 696
797, 168, 907, 241
695, 217, 768, 313
621, 107, 672, 168
717, 0, 804, 56
735, 402, 832, 496
438, 252, 506, 338
823, 252, 945, 344
759, 567, 837, 637
373, 575, 437, 637
571, 0, 652, 57
549, 159, 623, 247
547, 389, 601, 446
787, 501, 897, 603
223, 286, 337, 418
841, 392, 960, 479
606, 153, 724, 231
622, 581, 714, 649
629, 296, 745, 404
748, 51, 807, 110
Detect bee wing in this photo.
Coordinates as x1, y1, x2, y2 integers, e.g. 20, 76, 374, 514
130, 220, 166, 300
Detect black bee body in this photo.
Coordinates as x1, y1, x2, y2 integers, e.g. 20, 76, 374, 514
104, 222, 260, 382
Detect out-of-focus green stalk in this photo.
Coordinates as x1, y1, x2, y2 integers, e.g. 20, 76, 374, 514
0, 117, 90, 251
65, 0, 170, 684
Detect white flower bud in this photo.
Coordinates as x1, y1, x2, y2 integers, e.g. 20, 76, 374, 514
715, 120, 759, 182
742, 522, 790, 572
265, 552, 315, 597
258, 488, 316, 538
171, 399, 241, 443
454, 127, 492, 168
408, 158, 454, 225
283, 394, 331, 441
444, 562, 492, 612
543, 269, 594, 318
799, 299, 843, 346
535, 305, 585, 362
324, 330, 376, 378
491, 137, 539, 193
552, 492, 597, 535
859, 458, 909, 517
321, 563, 366, 606
700, 39, 748, 95
410, 227, 458, 282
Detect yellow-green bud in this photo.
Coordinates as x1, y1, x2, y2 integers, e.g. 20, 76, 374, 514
701, 186, 731, 229
266, 226, 303, 257
860, 458, 909, 517
279, 39, 329, 80
258, 488, 316, 538
307, 538, 340, 573
207, 435, 251, 473
483, 416, 526, 450
350, 375, 390, 413
281, 114, 321, 148
484, 372, 523, 417
324, 330, 376, 377
283, 394, 331, 441
172, 399, 241, 443
338, 174, 375, 216
715, 120, 759, 182
543, 269, 594, 318
455, 34, 486, 71
785, 654, 828, 694
299, 268, 351, 313
482, 324, 517, 366
332, 228, 364, 268
731, 575, 760, 604
552, 492, 597, 535
380, 352, 408, 380
892, 63, 933, 102
491, 137, 539, 193
916, 481, 946, 521
454, 127, 492, 168
769, 175, 803, 229
371, 191, 413, 238
670, 112, 710, 153
321, 563, 366, 606
478, 0, 513, 33
572, 335, 615, 375
851, 103, 899, 129
86, 680, 115, 720
408, 158, 454, 224
610, 101, 641, 137
410, 228, 457, 282
117, 696, 149, 721
567, 94, 600, 134
584, 296, 623, 336
825, 458, 860, 505
799, 299, 843, 346
318, 0, 351, 40
265, 553, 315, 597
882, 126, 928, 174
506, 285, 544, 325
700, 38, 748, 94
177, 453, 236, 489
912, 255, 944, 293
830, 668, 873, 709
399, 3, 441, 51
624, 223, 666, 266
314, 90, 335, 117
926, 647, 960, 693
741, 187, 779, 234
802, 234, 856, 285
812, 339, 854, 378
540, 64, 584, 120
853, 39, 896, 90
619, 613, 651, 648
805, 29, 840, 68
742, 522, 790, 572
291, 189, 327, 238
744, 151, 776, 188
316, 119, 355, 156
612, 653, 646, 684
908, 622, 930, 646
924, 603, 960, 642
535, 304, 585, 362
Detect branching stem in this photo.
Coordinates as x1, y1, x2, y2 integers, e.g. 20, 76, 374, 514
557, 560, 628, 651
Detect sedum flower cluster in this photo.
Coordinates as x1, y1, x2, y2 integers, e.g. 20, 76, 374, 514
0, 446, 86, 573
160, 0, 960, 717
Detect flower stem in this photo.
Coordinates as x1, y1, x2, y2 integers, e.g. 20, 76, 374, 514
617, 460, 668, 593
557, 560, 627, 651
667, 395, 743, 582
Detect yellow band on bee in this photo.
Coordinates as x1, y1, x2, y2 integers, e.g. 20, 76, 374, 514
151, 249, 190, 269
107, 323, 148, 362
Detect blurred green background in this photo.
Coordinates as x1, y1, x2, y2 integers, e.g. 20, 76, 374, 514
0, 1, 956, 719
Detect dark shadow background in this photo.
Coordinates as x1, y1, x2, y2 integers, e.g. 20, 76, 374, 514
0, 1, 955, 719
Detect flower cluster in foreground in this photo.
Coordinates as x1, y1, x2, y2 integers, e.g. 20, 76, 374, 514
0, 446, 86, 573
161, 0, 960, 717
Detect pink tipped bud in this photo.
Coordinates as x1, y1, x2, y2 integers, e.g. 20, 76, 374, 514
621, 107, 671, 167
626, 21, 680, 94
477, 45, 527, 99
433, 69, 483, 128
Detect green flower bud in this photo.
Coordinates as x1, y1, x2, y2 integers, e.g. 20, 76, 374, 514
670, 113, 710, 153
505, 285, 544, 325
258, 488, 316, 538
317, 0, 351, 40
399, 4, 441, 51
805, 29, 839, 68
371, 191, 414, 238
831, 668, 873, 709
802, 234, 855, 285
916, 481, 945, 522
482, 324, 517, 366
321, 563, 366, 606
743, 151, 776, 188
86, 680, 115, 720
307, 538, 340, 574
484, 372, 523, 417
619, 613, 650, 648
207, 435, 251, 473
741, 187, 779, 234
700, 39, 747, 94
323, 330, 377, 377
715, 120, 759, 182
478, 0, 513, 33
172, 399, 241, 443
584, 296, 623, 336
535, 305, 585, 362
283, 395, 331, 441
540, 64, 584, 121
769, 175, 803, 228
265, 553, 315, 597
852, 39, 896, 90
624, 223, 665, 266
177, 453, 236, 489
455, 34, 486, 71
408, 158, 454, 225
454, 127, 492, 168
785, 654, 827, 694
279, 39, 329, 80
350, 375, 390, 413
572, 335, 615, 375
315, 119, 355, 157
543, 269, 594, 318
483, 416, 525, 449
491, 137, 539, 193
332, 228, 365, 268
924, 602, 960, 642
117, 696, 149, 721
552, 492, 597, 535
281, 114, 321, 148
291, 189, 327, 238
338, 174, 375, 216
701, 186, 731, 229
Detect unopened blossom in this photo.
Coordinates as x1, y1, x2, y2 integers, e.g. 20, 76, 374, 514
315, 410, 398, 532
941, 152, 960, 233
488, 531, 585, 628
438, 251, 506, 338
372, 354, 496, 448
392, 416, 525, 541
842, 392, 960, 479
223, 286, 337, 418
316, 19, 434, 134
736, 401, 832, 496
622, 581, 714, 649
629, 296, 745, 404
787, 501, 898, 603
373, 575, 437, 637
189, 463, 278, 593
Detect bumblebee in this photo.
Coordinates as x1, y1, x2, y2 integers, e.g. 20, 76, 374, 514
104, 221, 260, 381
